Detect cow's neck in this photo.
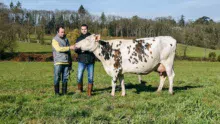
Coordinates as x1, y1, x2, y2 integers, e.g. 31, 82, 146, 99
92, 42, 108, 62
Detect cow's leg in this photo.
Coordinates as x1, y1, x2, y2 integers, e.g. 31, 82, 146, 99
165, 67, 175, 95
138, 75, 142, 84
119, 74, 125, 96
157, 72, 167, 92
111, 78, 117, 96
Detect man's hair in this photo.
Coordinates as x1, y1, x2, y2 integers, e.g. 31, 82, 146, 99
81, 24, 88, 29
56, 25, 64, 33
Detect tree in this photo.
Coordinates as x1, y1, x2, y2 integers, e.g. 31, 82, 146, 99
78, 5, 89, 24
10, 2, 14, 9
102, 28, 108, 37
195, 16, 214, 25
16, 1, 22, 10
182, 27, 194, 57
36, 17, 46, 44
0, 3, 16, 55
56, 15, 64, 26
70, 13, 80, 29
46, 14, 55, 34
178, 15, 185, 27
131, 15, 139, 37
36, 26, 44, 44
100, 12, 106, 28
67, 29, 80, 44
78, 5, 86, 16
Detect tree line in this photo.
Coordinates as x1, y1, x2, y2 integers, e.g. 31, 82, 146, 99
0, 1, 220, 57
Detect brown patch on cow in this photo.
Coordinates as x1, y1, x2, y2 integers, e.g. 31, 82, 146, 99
133, 40, 136, 43
135, 40, 146, 62
133, 58, 138, 64
145, 43, 151, 51
144, 58, 147, 62
132, 52, 137, 56
113, 50, 122, 69
100, 41, 113, 60
150, 51, 152, 54
146, 54, 149, 58
127, 46, 131, 54
134, 52, 137, 56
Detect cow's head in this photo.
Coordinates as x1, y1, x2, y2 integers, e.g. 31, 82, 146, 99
75, 34, 100, 52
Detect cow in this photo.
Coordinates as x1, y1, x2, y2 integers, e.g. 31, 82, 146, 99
75, 34, 176, 96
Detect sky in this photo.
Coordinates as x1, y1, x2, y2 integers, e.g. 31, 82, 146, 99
1, 0, 220, 21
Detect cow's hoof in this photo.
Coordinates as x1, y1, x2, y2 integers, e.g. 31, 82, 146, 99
156, 90, 162, 93
111, 94, 115, 97
121, 94, 126, 96
169, 91, 174, 95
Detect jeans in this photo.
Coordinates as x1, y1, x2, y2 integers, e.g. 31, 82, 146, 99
54, 64, 69, 85
77, 62, 94, 84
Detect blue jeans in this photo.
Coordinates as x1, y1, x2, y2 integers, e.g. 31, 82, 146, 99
54, 64, 69, 85
77, 62, 94, 84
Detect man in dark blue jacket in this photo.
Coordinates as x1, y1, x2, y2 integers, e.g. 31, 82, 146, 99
75, 24, 95, 96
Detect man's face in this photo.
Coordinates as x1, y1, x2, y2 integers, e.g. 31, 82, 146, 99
81, 26, 88, 35
58, 28, 65, 38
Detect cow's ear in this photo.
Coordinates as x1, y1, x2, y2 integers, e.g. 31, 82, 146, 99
95, 34, 101, 42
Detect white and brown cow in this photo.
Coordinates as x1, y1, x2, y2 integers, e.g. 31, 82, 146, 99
75, 34, 176, 96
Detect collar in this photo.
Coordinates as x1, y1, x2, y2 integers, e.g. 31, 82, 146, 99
90, 42, 99, 52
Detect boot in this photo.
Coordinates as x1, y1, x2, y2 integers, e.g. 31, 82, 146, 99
87, 84, 93, 96
78, 83, 83, 92
62, 83, 67, 95
54, 84, 59, 95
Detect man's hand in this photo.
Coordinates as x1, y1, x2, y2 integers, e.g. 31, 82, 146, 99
70, 45, 76, 50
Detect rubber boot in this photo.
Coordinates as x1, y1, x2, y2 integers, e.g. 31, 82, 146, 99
78, 83, 83, 92
54, 84, 59, 95
62, 83, 67, 95
88, 84, 93, 96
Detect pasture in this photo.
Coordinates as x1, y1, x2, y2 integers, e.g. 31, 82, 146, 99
15, 41, 220, 58
0, 61, 219, 123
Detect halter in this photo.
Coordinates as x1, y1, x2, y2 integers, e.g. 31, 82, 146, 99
90, 42, 100, 52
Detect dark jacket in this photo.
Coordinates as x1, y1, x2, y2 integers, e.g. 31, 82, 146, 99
75, 33, 96, 64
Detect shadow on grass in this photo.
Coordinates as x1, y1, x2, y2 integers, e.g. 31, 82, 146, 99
126, 82, 204, 94
93, 80, 204, 94
67, 92, 75, 95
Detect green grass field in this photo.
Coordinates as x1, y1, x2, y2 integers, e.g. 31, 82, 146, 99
0, 61, 219, 123
15, 42, 52, 53
176, 44, 220, 58
15, 41, 220, 58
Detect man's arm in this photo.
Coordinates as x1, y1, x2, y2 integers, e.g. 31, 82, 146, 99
52, 39, 70, 52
